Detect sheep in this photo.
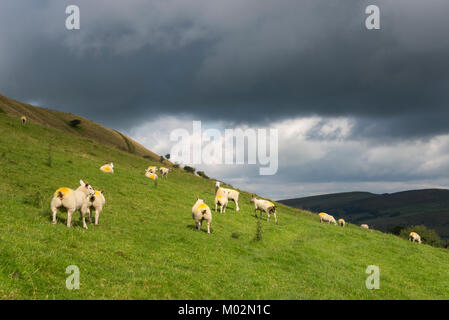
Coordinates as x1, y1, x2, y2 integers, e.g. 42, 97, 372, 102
250, 195, 278, 224
100, 163, 114, 173
145, 169, 158, 180
360, 224, 369, 229
409, 232, 422, 244
338, 218, 345, 227
319, 212, 337, 225
87, 190, 105, 226
50, 180, 94, 229
147, 166, 157, 174
159, 166, 170, 178
214, 194, 228, 213
20, 115, 27, 125
192, 197, 212, 234
215, 181, 240, 211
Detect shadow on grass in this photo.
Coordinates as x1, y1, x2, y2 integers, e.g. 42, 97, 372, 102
186, 225, 212, 234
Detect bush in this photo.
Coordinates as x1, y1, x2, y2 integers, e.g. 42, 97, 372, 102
388, 225, 405, 235
197, 171, 209, 179
173, 163, 180, 169
165, 154, 170, 160
183, 166, 195, 174
69, 119, 82, 128
399, 225, 443, 247
159, 155, 165, 163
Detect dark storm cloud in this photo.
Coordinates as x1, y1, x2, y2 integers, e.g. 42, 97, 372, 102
1, 0, 449, 137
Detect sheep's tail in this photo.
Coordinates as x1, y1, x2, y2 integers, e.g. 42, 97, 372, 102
57, 191, 64, 200
201, 209, 208, 215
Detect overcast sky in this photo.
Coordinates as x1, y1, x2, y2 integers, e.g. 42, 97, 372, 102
1, 0, 449, 199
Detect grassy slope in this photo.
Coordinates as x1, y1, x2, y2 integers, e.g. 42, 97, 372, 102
0, 113, 448, 300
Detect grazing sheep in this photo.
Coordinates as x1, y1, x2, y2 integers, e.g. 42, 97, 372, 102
361, 224, 369, 229
100, 163, 114, 173
87, 190, 105, 226
192, 197, 212, 234
215, 181, 240, 211
214, 194, 228, 213
250, 195, 278, 224
338, 218, 345, 227
319, 212, 337, 225
51, 180, 94, 229
147, 166, 157, 174
20, 116, 27, 125
159, 166, 170, 178
145, 170, 158, 180
409, 232, 422, 244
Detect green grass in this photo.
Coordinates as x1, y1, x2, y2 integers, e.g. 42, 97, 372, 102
0, 113, 449, 300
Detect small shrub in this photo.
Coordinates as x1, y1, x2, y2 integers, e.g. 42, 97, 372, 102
184, 166, 195, 174
197, 171, 209, 179
253, 220, 263, 242
69, 119, 82, 128
231, 232, 240, 239
165, 154, 171, 160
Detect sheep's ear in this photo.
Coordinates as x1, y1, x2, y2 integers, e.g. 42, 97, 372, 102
80, 180, 85, 186
101, 190, 104, 194
196, 196, 199, 200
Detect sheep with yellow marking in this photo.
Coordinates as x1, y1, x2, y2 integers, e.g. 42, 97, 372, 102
250, 195, 278, 224
338, 218, 345, 227
145, 169, 158, 180
215, 181, 240, 211
159, 166, 170, 178
87, 190, 106, 226
100, 163, 114, 173
214, 194, 228, 213
192, 197, 212, 234
319, 212, 337, 225
360, 224, 369, 229
147, 166, 157, 174
20, 115, 27, 125
50, 180, 94, 229
409, 232, 422, 244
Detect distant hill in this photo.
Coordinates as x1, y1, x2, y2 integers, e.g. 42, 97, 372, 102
0, 93, 166, 163
279, 189, 449, 239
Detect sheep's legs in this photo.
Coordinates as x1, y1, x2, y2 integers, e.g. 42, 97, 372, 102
67, 209, 75, 228
88, 209, 92, 224
274, 211, 278, 225
234, 200, 240, 212
267, 212, 271, 222
51, 206, 58, 225
207, 222, 211, 234
215, 203, 218, 212
95, 209, 100, 225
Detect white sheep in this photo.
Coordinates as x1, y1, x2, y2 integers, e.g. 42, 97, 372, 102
87, 190, 105, 226
20, 115, 27, 125
214, 194, 228, 213
319, 212, 337, 225
159, 166, 170, 178
146, 166, 157, 174
250, 195, 278, 224
145, 169, 158, 180
360, 224, 369, 229
215, 181, 240, 211
409, 232, 422, 244
100, 163, 114, 173
338, 218, 345, 227
51, 180, 94, 229
192, 197, 212, 234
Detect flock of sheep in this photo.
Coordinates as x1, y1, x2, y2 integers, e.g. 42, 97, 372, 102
19, 116, 421, 243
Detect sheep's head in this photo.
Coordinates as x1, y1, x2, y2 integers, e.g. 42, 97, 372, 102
215, 181, 220, 188
109, 163, 114, 168
250, 195, 256, 203
194, 197, 205, 206
79, 180, 95, 196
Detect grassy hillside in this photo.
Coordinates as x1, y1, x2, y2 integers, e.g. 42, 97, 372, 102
279, 190, 449, 239
0, 112, 449, 300
0, 93, 165, 163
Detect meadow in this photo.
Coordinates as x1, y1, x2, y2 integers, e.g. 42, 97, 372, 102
0, 112, 448, 299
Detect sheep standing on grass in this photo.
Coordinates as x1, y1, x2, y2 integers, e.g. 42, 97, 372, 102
338, 218, 345, 227
145, 169, 158, 180
319, 212, 337, 225
147, 166, 157, 174
51, 180, 94, 229
159, 167, 170, 178
361, 224, 369, 229
192, 197, 212, 234
87, 190, 105, 226
20, 116, 27, 125
409, 232, 422, 244
214, 194, 228, 213
250, 195, 278, 224
100, 163, 114, 173
215, 181, 240, 211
